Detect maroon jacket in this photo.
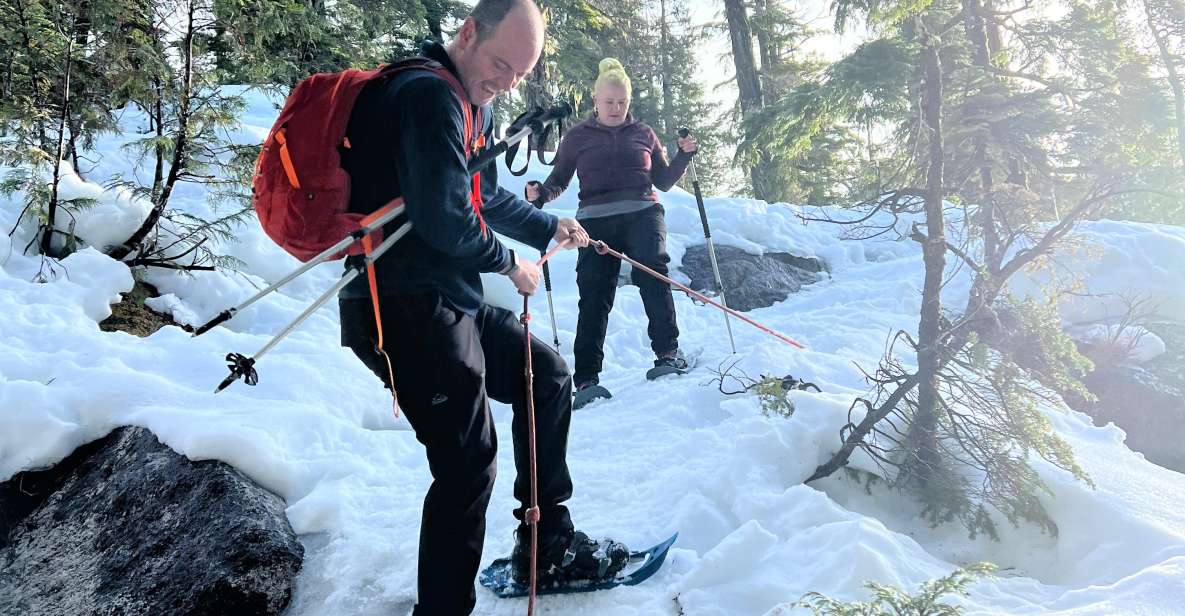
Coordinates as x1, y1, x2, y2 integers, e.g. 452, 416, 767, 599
538, 115, 692, 207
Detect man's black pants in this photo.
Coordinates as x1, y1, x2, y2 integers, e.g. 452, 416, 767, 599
573, 204, 680, 383
341, 293, 575, 615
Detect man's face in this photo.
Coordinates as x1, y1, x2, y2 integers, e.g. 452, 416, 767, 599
453, 10, 541, 107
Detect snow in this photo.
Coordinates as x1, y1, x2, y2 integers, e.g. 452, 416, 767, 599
1009, 219, 1185, 326
3, 89, 1185, 615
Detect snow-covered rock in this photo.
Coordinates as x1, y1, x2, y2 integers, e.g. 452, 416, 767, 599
0, 427, 302, 615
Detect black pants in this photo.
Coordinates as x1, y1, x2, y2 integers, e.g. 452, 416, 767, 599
340, 293, 575, 616
573, 205, 680, 383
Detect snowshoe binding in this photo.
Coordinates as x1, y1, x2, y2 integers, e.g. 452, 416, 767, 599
645, 348, 699, 380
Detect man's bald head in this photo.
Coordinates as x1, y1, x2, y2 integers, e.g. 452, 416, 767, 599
448, 0, 544, 106
471, 0, 544, 43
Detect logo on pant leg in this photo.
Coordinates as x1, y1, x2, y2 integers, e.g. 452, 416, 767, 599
431, 393, 449, 406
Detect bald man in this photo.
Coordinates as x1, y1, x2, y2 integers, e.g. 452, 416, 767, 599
336, 0, 625, 612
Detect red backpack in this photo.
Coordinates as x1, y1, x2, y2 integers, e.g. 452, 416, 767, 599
253, 58, 485, 262
252, 59, 485, 417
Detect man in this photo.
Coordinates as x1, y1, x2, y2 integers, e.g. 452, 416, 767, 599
336, 0, 626, 613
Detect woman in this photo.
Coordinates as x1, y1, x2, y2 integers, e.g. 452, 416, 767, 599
527, 57, 698, 402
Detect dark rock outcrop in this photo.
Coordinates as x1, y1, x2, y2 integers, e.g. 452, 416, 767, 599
0, 426, 303, 616
1073, 322, 1185, 473
679, 244, 826, 312
981, 310, 1185, 473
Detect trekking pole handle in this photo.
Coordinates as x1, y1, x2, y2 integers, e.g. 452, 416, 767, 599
527, 182, 545, 208
472, 102, 573, 174
468, 138, 513, 174
678, 128, 710, 239
677, 127, 699, 184
193, 308, 235, 337
692, 181, 710, 239
532, 101, 572, 129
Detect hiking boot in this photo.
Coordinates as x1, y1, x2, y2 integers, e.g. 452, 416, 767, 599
510, 526, 630, 586
653, 349, 689, 371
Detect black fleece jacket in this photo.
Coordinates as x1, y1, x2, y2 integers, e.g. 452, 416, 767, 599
338, 41, 557, 315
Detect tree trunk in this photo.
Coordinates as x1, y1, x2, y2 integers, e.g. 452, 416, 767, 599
68, 117, 82, 179
904, 32, 947, 483
73, 0, 91, 47
2, 56, 13, 99
723, 0, 774, 200
753, 0, 781, 100
42, 31, 75, 258
422, 0, 444, 40
110, 0, 195, 260
983, 0, 1004, 58
524, 40, 550, 152
723, 0, 762, 113
962, 0, 996, 194
1143, 0, 1185, 176
152, 76, 165, 202
963, 0, 1000, 263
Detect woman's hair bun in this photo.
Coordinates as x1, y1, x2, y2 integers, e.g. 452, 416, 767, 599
598, 58, 624, 75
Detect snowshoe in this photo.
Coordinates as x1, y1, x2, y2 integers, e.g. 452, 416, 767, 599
481, 532, 678, 598
573, 379, 612, 410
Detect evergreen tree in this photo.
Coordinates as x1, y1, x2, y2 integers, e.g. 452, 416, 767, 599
777, 0, 1175, 538
1, 0, 118, 259
212, 0, 436, 87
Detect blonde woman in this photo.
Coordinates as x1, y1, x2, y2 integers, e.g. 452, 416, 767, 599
527, 58, 698, 406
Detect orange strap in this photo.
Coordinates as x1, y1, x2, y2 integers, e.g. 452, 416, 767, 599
469, 108, 488, 237
471, 173, 487, 238
361, 202, 402, 418
274, 129, 301, 189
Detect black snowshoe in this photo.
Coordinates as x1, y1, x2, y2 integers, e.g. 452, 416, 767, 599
573, 378, 612, 410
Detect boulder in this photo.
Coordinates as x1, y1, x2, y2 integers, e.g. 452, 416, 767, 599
679, 244, 825, 312
0, 426, 303, 616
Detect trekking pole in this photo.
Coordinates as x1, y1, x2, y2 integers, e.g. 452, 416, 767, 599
206, 104, 573, 391
199, 104, 570, 340
679, 128, 736, 353
468, 101, 571, 175
214, 219, 415, 393
519, 292, 542, 615
591, 239, 805, 350
191, 204, 407, 337
527, 182, 561, 350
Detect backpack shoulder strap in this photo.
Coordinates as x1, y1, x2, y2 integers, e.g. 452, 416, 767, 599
373, 58, 478, 158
